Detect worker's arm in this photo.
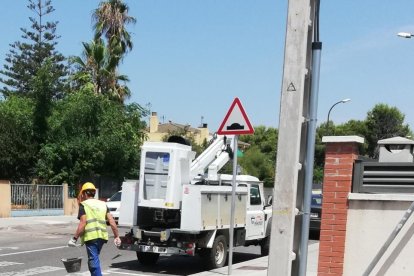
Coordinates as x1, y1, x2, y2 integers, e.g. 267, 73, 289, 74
74, 215, 87, 240
107, 212, 121, 246
68, 215, 86, 246
106, 212, 119, 238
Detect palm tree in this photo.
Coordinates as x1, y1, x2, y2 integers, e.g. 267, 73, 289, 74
92, 0, 136, 58
71, 39, 130, 102
71, 0, 135, 102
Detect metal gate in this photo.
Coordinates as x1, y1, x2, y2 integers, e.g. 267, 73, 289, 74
11, 184, 64, 217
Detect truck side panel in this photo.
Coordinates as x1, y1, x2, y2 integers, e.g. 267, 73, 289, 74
180, 184, 247, 231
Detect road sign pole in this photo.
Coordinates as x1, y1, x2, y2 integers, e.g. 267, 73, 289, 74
228, 135, 239, 275
217, 97, 253, 274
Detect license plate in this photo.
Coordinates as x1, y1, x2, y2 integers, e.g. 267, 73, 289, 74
310, 213, 318, 218
141, 245, 167, 253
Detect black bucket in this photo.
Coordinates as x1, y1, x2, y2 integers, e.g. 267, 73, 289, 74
61, 257, 82, 273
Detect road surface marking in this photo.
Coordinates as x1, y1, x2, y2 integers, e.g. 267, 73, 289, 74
0, 266, 63, 276
106, 268, 152, 275
38, 220, 68, 225
0, 247, 19, 251
0, 246, 66, 257
0, 261, 23, 267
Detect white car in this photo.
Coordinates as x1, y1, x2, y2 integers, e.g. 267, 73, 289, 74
106, 191, 121, 223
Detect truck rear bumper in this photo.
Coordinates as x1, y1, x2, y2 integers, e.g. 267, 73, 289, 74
118, 243, 192, 256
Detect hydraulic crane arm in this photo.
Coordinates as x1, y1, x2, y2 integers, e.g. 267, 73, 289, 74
189, 135, 234, 181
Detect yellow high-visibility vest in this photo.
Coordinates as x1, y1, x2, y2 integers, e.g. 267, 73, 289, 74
80, 199, 108, 243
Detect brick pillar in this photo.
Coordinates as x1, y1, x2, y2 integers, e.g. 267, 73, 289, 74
317, 136, 364, 276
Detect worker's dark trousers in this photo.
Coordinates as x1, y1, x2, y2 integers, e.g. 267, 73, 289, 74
86, 239, 105, 276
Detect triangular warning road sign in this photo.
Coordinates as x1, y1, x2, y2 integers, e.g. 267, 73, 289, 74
217, 98, 254, 135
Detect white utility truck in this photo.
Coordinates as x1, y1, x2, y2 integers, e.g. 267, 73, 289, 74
118, 135, 272, 268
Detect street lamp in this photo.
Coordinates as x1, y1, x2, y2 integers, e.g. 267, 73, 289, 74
326, 98, 351, 135
397, 32, 414, 38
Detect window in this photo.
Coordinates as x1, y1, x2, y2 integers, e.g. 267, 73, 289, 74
143, 152, 170, 200
109, 191, 122, 201
250, 185, 262, 205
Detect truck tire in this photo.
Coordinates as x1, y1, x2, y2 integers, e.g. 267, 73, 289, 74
260, 236, 270, 256
205, 235, 227, 269
136, 252, 160, 266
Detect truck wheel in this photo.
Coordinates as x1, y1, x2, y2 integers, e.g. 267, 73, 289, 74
260, 237, 270, 256
205, 235, 227, 269
136, 252, 159, 266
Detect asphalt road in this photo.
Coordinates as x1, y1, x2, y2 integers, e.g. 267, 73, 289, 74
0, 223, 264, 276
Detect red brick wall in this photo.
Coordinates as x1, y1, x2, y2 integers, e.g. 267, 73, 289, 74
318, 142, 360, 276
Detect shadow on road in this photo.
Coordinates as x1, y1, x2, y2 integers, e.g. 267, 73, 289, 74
109, 252, 261, 275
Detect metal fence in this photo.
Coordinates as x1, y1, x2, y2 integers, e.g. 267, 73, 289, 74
11, 184, 63, 210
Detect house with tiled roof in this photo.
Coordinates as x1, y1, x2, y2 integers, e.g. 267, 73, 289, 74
147, 112, 210, 145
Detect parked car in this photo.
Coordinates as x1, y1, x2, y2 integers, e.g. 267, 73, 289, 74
309, 193, 322, 234
106, 191, 121, 223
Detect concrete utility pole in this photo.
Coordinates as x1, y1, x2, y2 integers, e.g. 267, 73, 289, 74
268, 1, 316, 276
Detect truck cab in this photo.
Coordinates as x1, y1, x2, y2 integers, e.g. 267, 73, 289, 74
247, 182, 270, 238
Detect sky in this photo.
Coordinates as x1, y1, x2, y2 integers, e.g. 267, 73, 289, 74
2, 1, 414, 132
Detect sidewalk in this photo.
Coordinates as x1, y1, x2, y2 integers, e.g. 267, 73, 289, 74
0, 215, 319, 275
0, 215, 78, 230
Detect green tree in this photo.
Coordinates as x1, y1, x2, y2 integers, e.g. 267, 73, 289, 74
70, 39, 131, 102
239, 126, 278, 160
314, 104, 412, 184
313, 125, 327, 183
239, 145, 274, 187
334, 119, 367, 136
364, 103, 411, 158
93, 0, 136, 59
314, 119, 368, 182
0, 0, 67, 98
31, 59, 62, 145
239, 126, 278, 186
0, 96, 36, 182
36, 91, 146, 185
71, 0, 135, 103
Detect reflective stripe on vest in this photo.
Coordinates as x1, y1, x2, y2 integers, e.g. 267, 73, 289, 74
81, 199, 108, 243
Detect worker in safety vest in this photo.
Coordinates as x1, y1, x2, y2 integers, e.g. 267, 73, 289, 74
68, 182, 121, 276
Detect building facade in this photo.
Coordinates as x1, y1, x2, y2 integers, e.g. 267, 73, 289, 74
147, 112, 210, 145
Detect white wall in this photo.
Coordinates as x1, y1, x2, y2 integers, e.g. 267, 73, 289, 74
344, 193, 414, 276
